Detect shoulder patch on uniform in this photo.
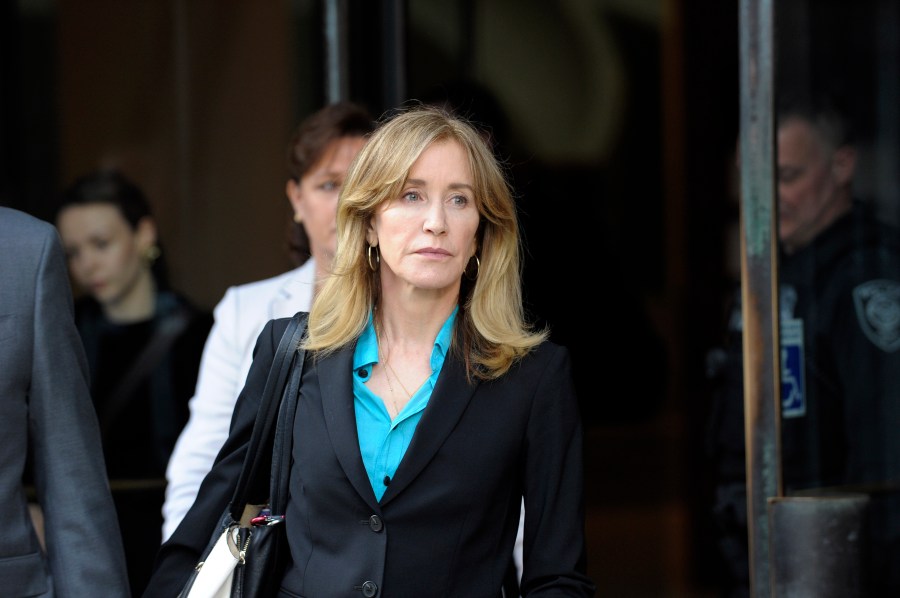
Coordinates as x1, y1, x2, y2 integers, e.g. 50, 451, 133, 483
853, 279, 900, 353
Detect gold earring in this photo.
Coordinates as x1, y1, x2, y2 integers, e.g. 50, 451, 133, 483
464, 255, 480, 280
367, 245, 380, 271
293, 212, 303, 224
145, 245, 161, 264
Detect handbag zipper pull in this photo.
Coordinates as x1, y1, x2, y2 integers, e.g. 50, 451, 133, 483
236, 527, 252, 564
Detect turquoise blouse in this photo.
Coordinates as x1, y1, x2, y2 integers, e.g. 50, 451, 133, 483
352, 306, 458, 501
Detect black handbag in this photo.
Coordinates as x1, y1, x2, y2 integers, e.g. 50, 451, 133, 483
179, 312, 308, 598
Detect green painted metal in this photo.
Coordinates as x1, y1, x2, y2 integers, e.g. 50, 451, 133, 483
739, 0, 782, 596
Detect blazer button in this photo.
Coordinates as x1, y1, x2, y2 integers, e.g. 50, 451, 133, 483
361, 580, 379, 597
368, 514, 384, 532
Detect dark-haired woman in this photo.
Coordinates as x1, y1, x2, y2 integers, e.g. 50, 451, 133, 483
55, 169, 213, 596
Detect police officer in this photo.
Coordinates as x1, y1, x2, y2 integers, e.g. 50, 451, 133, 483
706, 93, 900, 597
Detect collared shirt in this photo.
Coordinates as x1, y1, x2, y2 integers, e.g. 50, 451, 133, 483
353, 306, 457, 501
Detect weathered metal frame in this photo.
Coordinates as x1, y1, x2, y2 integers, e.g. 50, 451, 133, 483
738, 0, 782, 595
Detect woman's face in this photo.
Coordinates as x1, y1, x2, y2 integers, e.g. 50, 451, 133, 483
368, 139, 481, 296
57, 203, 153, 306
287, 135, 368, 264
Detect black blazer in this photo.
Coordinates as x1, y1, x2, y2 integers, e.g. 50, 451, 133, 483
145, 316, 595, 598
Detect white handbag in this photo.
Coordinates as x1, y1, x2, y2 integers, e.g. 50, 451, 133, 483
182, 524, 245, 598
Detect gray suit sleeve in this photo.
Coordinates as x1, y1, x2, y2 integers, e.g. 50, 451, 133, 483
28, 224, 131, 597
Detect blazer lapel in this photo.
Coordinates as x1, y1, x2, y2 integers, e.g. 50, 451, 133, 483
317, 345, 381, 509
380, 353, 478, 505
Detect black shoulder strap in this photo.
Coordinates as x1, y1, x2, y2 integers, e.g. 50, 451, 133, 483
229, 312, 308, 519
269, 324, 306, 515
98, 304, 192, 440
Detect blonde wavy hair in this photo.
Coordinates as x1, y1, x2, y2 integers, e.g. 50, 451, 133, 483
304, 104, 547, 380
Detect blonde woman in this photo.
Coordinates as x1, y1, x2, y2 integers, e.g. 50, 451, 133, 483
145, 105, 594, 597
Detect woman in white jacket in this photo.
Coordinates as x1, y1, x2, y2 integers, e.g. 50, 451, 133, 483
161, 102, 374, 540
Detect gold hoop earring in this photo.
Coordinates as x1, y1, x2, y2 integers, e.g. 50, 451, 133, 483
367, 245, 380, 271
464, 255, 480, 280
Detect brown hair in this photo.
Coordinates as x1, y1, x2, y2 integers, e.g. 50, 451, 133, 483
285, 102, 374, 265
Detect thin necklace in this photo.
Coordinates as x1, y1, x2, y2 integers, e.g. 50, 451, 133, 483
384, 359, 414, 398
379, 345, 399, 396
377, 342, 405, 419
374, 313, 414, 417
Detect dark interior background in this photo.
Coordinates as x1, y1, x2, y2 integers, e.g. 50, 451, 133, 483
2, 1, 896, 595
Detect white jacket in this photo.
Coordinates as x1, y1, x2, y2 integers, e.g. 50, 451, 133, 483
162, 261, 316, 540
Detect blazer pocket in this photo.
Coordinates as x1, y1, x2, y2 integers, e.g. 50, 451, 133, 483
0, 551, 50, 596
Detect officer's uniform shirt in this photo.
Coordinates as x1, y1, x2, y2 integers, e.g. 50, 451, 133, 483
707, 200, 900, 593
